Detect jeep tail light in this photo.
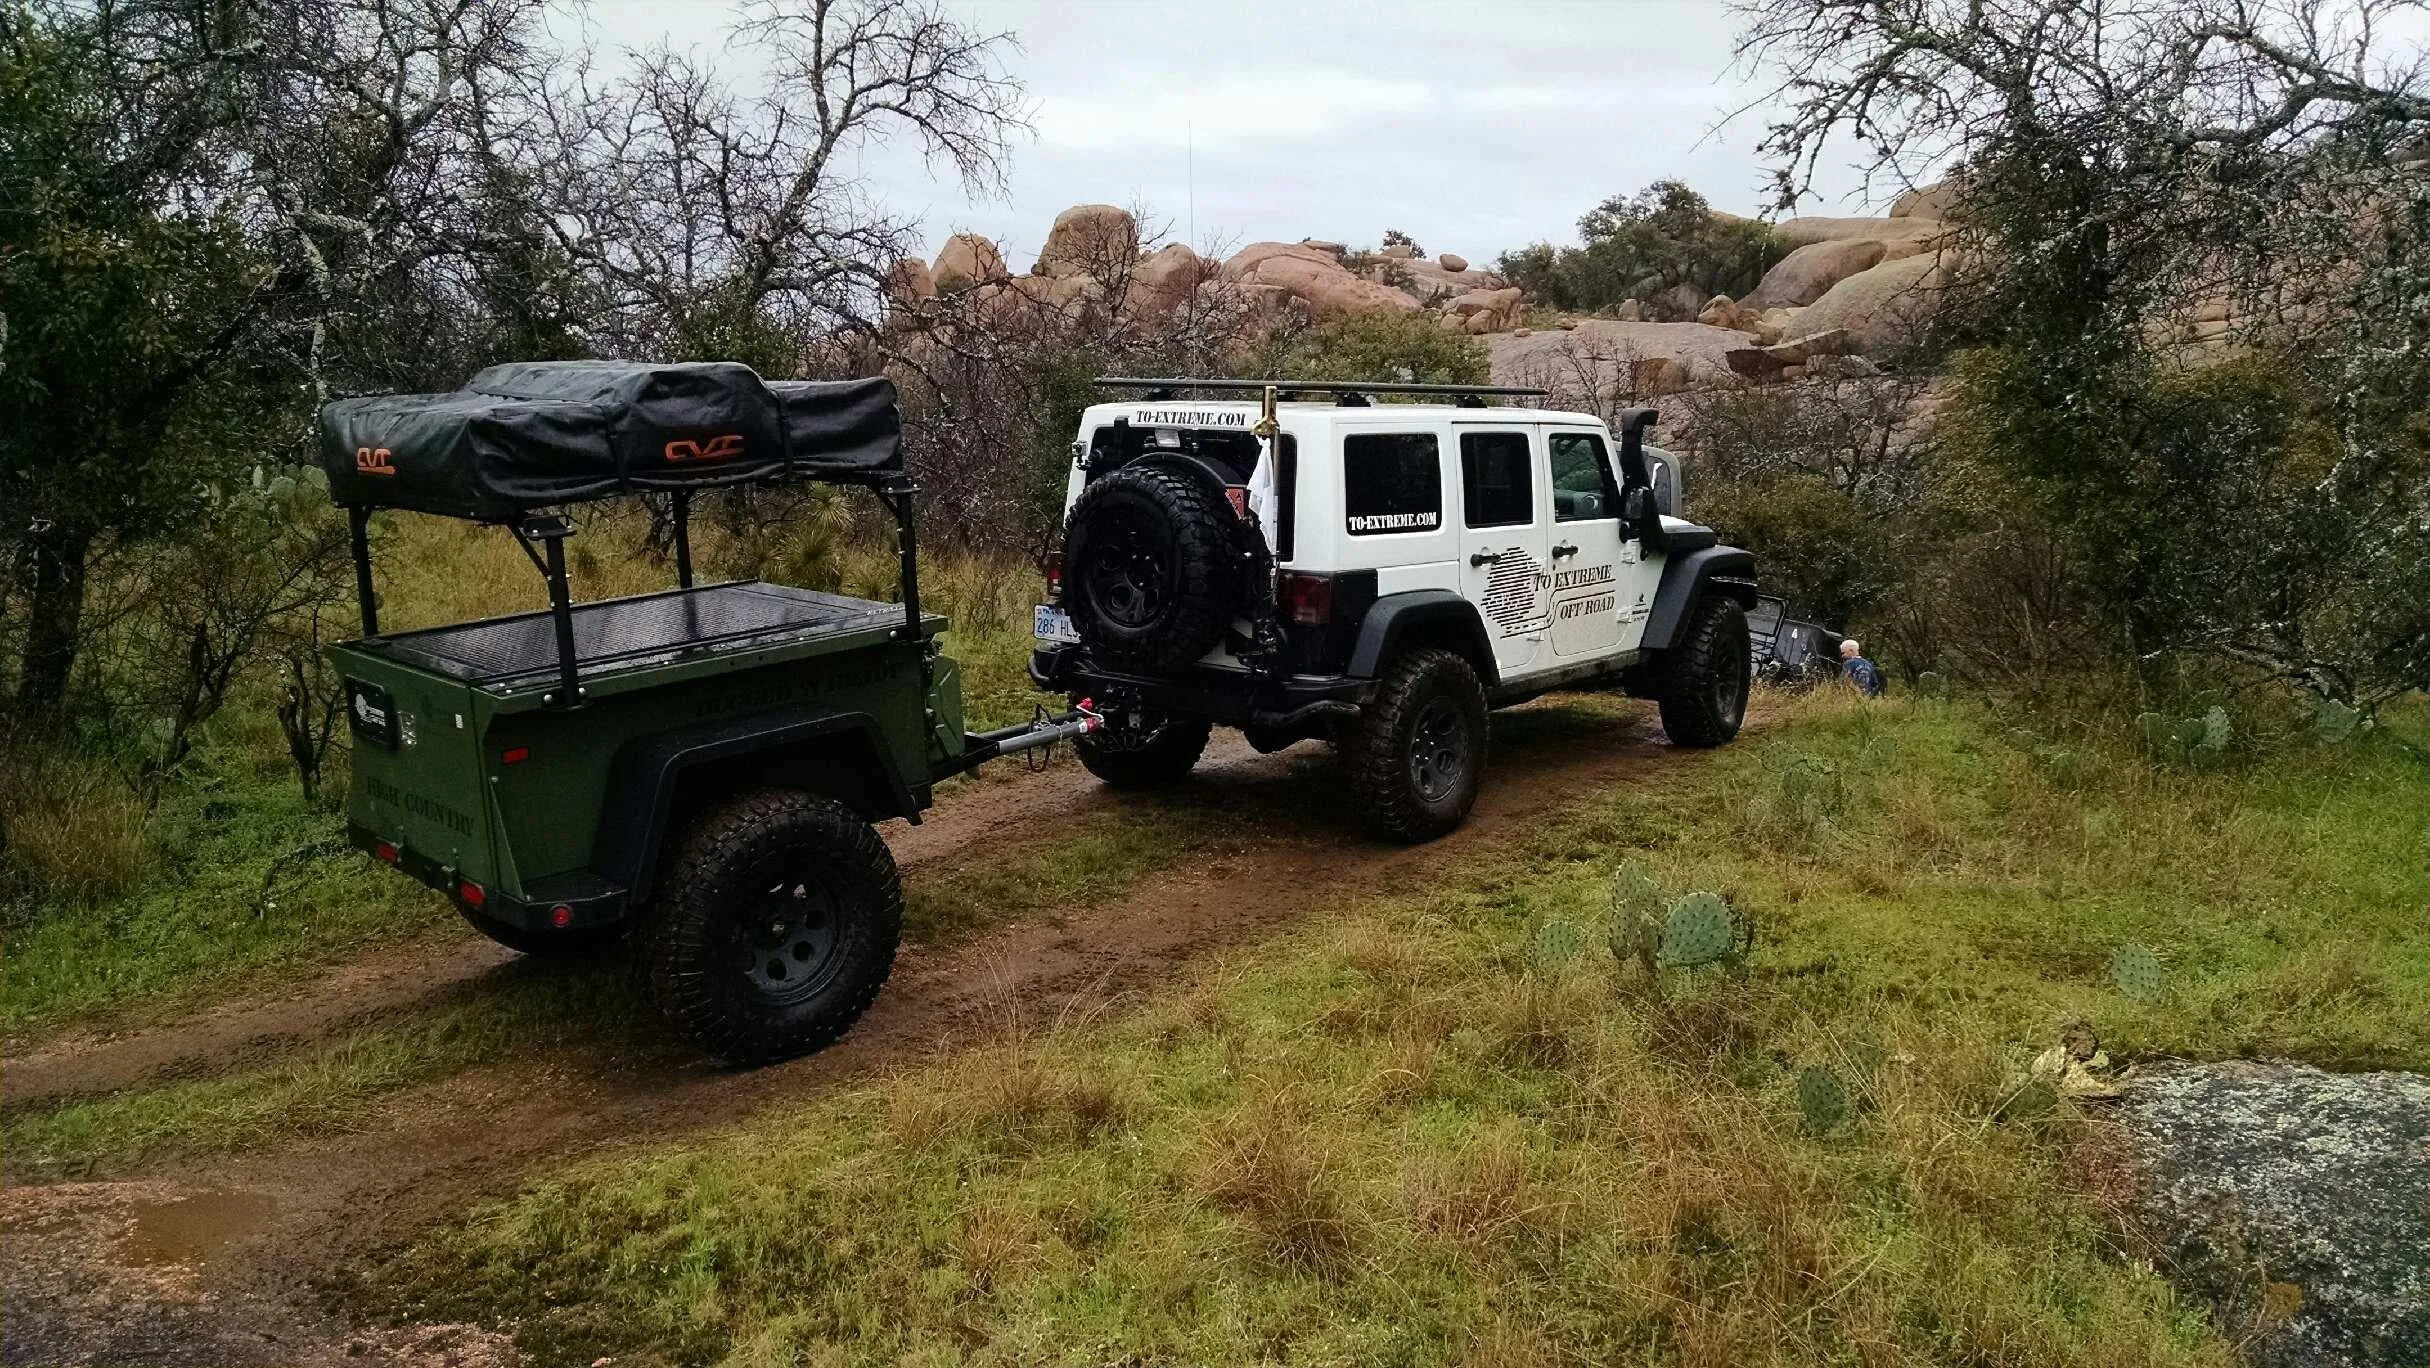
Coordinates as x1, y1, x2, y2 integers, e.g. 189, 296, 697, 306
1041, 550, 1063, 599
374, 840, 399, 865
458, 879, 486, 909
550, 904, 575, 929
500, 745, 530, 765
1280, 571, 1336, 626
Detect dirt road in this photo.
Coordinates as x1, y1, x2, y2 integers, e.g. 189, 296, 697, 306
2, 701, 1695, 1366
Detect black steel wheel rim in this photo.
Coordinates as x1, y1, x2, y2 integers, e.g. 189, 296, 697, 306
733, 862, 846, 1008
1715, 648, 1748, 726
1408, 696, 1470, 803
1081, 512, 1171, 631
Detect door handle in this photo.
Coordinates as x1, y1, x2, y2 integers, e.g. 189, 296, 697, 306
1552, 542, 1579, 558
1470, 550, 1503, 566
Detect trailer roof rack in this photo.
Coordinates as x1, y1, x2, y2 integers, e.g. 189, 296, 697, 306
1095, 376, 1549, 407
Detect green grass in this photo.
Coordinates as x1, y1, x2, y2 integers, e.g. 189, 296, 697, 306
2, 757, 1273, 1174
1, 758, 456, 1044
358, 693, 2426, 1368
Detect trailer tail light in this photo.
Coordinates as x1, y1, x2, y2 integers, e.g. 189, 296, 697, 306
374, 840, 399, 865
1040, 551, 1063, 599
458, 879, 487, 909
500, 745, 530, 766
549, 904, 575, 929
1279, 571, 1337, 626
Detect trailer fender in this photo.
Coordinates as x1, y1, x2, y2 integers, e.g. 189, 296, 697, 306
595, 708, 920, 902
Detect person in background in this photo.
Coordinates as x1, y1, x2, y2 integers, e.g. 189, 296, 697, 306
1840, 639, 1884, 697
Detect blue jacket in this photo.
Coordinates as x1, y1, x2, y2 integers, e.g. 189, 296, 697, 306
1845, 656, 1885, 697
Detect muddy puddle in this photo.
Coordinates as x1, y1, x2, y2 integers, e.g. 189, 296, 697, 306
120, 1188, 278, 1267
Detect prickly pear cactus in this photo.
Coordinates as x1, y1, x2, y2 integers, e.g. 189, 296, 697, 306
2311, 696, 2362, 743
2137, 711, 2175, 753
2110, 942, 2167, 1002
1797, 1065, 1850, 1135
1532, 918, 1583, 971
1607, 863, 1667, 975
2198, 705, 2231, 753
1660, 892, 1737, 968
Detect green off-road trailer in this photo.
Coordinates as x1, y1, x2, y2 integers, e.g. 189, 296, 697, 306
320, 361, 1097, 1063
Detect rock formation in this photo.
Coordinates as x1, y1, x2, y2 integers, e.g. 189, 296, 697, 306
933, 234, 1008, 293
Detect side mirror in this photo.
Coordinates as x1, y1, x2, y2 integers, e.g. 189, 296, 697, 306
1623, 487, 1653, 525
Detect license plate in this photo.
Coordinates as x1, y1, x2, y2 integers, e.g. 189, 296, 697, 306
1033, 604, 1079, 645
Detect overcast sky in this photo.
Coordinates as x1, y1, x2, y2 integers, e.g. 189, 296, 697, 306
576, 0, 1888, 271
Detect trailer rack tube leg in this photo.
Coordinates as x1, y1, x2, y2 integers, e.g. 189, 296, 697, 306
349, 505, 379, 637
671, 490, 694, 589
543, 530, 581, 707
890, 480, 923, 644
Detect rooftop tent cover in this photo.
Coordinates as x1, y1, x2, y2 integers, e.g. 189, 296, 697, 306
319, 361, 903, 520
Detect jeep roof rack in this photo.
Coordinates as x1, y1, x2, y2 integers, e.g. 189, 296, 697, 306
1095, 376, 1549, 407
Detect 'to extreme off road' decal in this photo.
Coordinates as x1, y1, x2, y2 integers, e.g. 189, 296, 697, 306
1346, 510, 1441, 533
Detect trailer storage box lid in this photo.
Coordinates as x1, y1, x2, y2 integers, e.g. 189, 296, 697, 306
320, 361, 902, 520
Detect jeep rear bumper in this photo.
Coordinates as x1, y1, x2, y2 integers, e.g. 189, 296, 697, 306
1030, 646, 1369, 732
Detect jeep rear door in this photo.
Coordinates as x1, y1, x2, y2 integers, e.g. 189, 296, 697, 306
1453, 426, 1551, 679
1543, 428, 1636, 659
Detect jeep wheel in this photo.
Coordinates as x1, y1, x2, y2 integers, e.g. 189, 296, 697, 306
1344, 648, 1489, 843
1062, 465, 1239, 669
646, 790, 902, 1065
459, 905, 623, 956
1073, 708, 1212, 788
1657, 596, 1751, 748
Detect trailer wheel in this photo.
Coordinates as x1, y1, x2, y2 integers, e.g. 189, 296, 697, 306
647, 789, 901, 1065
458, 905, 624, 957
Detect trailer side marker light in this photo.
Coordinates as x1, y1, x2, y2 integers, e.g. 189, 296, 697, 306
458, 879, 487, 909
374, 841, 399, 865
550, 904, 575, 929
501, 746, 530, 765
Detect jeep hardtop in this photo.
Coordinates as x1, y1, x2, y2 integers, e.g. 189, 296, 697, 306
321, 360, 1099, 1063
1032, 377, 1756, 840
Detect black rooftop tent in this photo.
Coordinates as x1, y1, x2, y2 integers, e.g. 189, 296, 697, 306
321, 362, 923, 708
320, 361, 904, 520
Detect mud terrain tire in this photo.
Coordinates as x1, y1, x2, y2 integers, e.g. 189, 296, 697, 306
1074, 709, 1213, 788
1657, 596, 1751, 748
647, 789, 901, 1065
1062, 465, 1239, 669
1344, 648, 1489, 843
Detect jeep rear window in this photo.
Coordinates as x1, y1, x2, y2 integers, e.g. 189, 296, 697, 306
1343, 433, 1441, 535
1549, 432, 1621, 522
1459, 432, 1533, 529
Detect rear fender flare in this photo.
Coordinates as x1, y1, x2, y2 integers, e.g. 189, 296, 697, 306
1640, 546, 1758, 652
595, 708, 917, 903
1346, 590, 1501, 689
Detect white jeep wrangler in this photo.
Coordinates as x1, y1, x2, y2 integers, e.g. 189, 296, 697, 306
1029, 378, 1755, 841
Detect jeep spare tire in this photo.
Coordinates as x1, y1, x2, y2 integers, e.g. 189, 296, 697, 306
1062, 465, 1240, 669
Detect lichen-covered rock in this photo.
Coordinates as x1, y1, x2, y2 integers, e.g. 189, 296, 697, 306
1034, 204, 1139, 278
1792, 252, 1957, 354
932, 233, 1009, 292
2116, 1061, 2428, 1368
1744, 237, 1889, 310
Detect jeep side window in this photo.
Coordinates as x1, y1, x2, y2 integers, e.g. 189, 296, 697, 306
1549, 433, 1622, 523
1459, 432, 1533, 529
1343, 433, 1442, 535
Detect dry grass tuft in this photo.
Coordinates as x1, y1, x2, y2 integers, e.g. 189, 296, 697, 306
886, 1038, 1130, 1153
1188, 1102, 1360, 1273
1403, 1118, 1538, 1245
0, 742, 149, 906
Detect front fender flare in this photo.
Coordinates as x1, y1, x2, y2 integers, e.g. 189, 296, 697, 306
1640, 546, 1758, 652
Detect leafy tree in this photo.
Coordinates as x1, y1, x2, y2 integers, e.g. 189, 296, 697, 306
1496, 181, 1783, 316
1741, 0, 2430, 708
1267, 310, 1489, 386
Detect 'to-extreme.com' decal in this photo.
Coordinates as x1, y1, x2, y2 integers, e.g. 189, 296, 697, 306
1347, 511, 1441, 533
